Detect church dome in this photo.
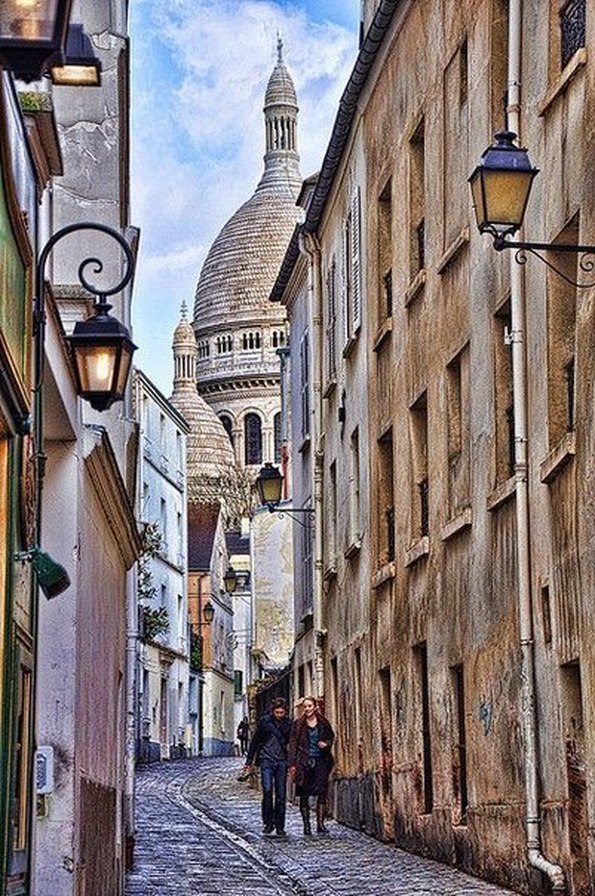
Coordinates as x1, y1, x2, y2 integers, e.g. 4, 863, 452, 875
170, 304, 247, 522
193, 39, 302, 334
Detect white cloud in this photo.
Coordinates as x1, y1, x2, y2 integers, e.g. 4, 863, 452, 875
130, 0, 357, 392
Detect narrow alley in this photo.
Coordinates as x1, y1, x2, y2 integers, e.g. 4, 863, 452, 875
126, 758, 522, 896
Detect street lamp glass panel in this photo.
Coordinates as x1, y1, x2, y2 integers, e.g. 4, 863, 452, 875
223, 566, 237, 594
203, 601, 215, 624
0, 0, 59, 40
51, 61, 97, 85
256, 463, 283, 506
72, 343, 118, 393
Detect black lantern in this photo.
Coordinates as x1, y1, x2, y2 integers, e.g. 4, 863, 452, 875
255, 462, 283, 507
202, 600, 215, 625
36, 222, 136, 413
223, 566, 238, 594
469, 131, 538, 238
50, 23, 101, 86
67, 296, 137, 411
0, 0, 73, 82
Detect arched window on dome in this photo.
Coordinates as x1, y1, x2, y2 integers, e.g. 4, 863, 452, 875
241, 331, 261, 351
244, 414, 263, 466
198, 339, 210, 359
272, 329, 286, 348
220, 414, 234, 449
274, 412, 282, 463
216, 334, 233, 354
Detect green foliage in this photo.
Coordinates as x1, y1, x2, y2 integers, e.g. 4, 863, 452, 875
142, 606, 169, 641
138, 522, 169, 641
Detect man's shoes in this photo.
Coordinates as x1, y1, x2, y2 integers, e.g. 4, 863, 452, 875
275, 829, 287, 837
263, 824, 275, 835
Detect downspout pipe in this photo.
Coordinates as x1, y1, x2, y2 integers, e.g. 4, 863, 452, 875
507, 2, 566, 890
298, 230, 325, 700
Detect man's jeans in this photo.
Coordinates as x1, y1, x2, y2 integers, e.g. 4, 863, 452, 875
260, 759, 288, 831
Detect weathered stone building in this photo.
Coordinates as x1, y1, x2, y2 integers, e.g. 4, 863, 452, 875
274, 1, 594, 894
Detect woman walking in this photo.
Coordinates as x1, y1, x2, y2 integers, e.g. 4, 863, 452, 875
288, 696, 335, 835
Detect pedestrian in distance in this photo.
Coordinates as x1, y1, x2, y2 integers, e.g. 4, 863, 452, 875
288, 695, 335, 836
236, 717, 249, 756
243, 697, 291, 837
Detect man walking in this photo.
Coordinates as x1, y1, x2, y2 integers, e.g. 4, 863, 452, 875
243, 697, 291, 837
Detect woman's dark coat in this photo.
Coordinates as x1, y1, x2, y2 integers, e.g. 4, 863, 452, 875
288, 714, 335, 798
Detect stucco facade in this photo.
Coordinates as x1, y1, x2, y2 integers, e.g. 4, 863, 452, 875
276, 1, 595, 893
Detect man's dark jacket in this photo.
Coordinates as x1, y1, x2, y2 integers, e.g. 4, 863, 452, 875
246, 713, 291, 765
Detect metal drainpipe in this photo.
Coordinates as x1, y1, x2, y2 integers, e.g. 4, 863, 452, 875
507, 1, 566, 889
298, 230, 325, 699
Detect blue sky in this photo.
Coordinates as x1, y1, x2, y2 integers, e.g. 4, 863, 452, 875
129, 0, 360, 394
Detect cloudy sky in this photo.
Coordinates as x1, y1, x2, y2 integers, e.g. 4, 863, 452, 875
129, 0, 360, 394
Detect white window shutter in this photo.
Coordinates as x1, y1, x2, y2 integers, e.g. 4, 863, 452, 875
351, 185, 362, 332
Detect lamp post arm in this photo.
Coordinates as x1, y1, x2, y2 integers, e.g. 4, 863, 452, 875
492, 235, 595, 288
265, 504, 315, 527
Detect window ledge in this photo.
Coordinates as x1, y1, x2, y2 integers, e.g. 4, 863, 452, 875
440, 506, 472, 541
404, 269, 426, 307
323, 378, 337, 399
342, 328, 360, 359
372, 561, 396, 589
373, 317, 393, 352
437, 226, 469, 274
344, 537, 362, 559
405, 536, 429, 567
323, 563, 337, 582
298, 434, 311, 454
487, 476, 516, 511
538, 48, 587, 117
540, 431, 576, 484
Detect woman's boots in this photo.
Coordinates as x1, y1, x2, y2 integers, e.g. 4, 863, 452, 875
299, 797, 312, 835
316, 800, 328, 833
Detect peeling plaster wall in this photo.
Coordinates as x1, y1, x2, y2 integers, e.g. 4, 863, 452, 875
294, 0, 595, 892
250, 508, 294, 672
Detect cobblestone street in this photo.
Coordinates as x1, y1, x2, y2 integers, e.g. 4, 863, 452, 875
126, 757, 522, 896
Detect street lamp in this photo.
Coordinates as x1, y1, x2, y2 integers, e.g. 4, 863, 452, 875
0, 0, 73, 82
36, 222, 137, 412
223, 566, 238, 594
470, 130, 595, 287
255, 463, 315, 524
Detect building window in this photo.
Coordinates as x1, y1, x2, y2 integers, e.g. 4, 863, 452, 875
273, 412, 282, 463
328, 460, 338, 569
494, 301, 515, 482
446, 345, 470, 518
234, 670, 243, 698
409, 118, 425, 279
377, 179, 393, 321
444, 41, 469, 245
377, 428, 395, 564
452, 664, 468, 824
220, 414, 234, 448
547, 217, 578, 449
244, 413, 262, 465
410, 392, 429, 541
414, 641, 433, 814
301, 514, 314, 615
241, 331, 261, 350
272, 329, 286, 348
560, 0, 585, 69
300, 332, 310, 441
349, 427, 361, 548
197, 339, 210, 359
216, 334, 233, 354
325, 257, 337, 383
